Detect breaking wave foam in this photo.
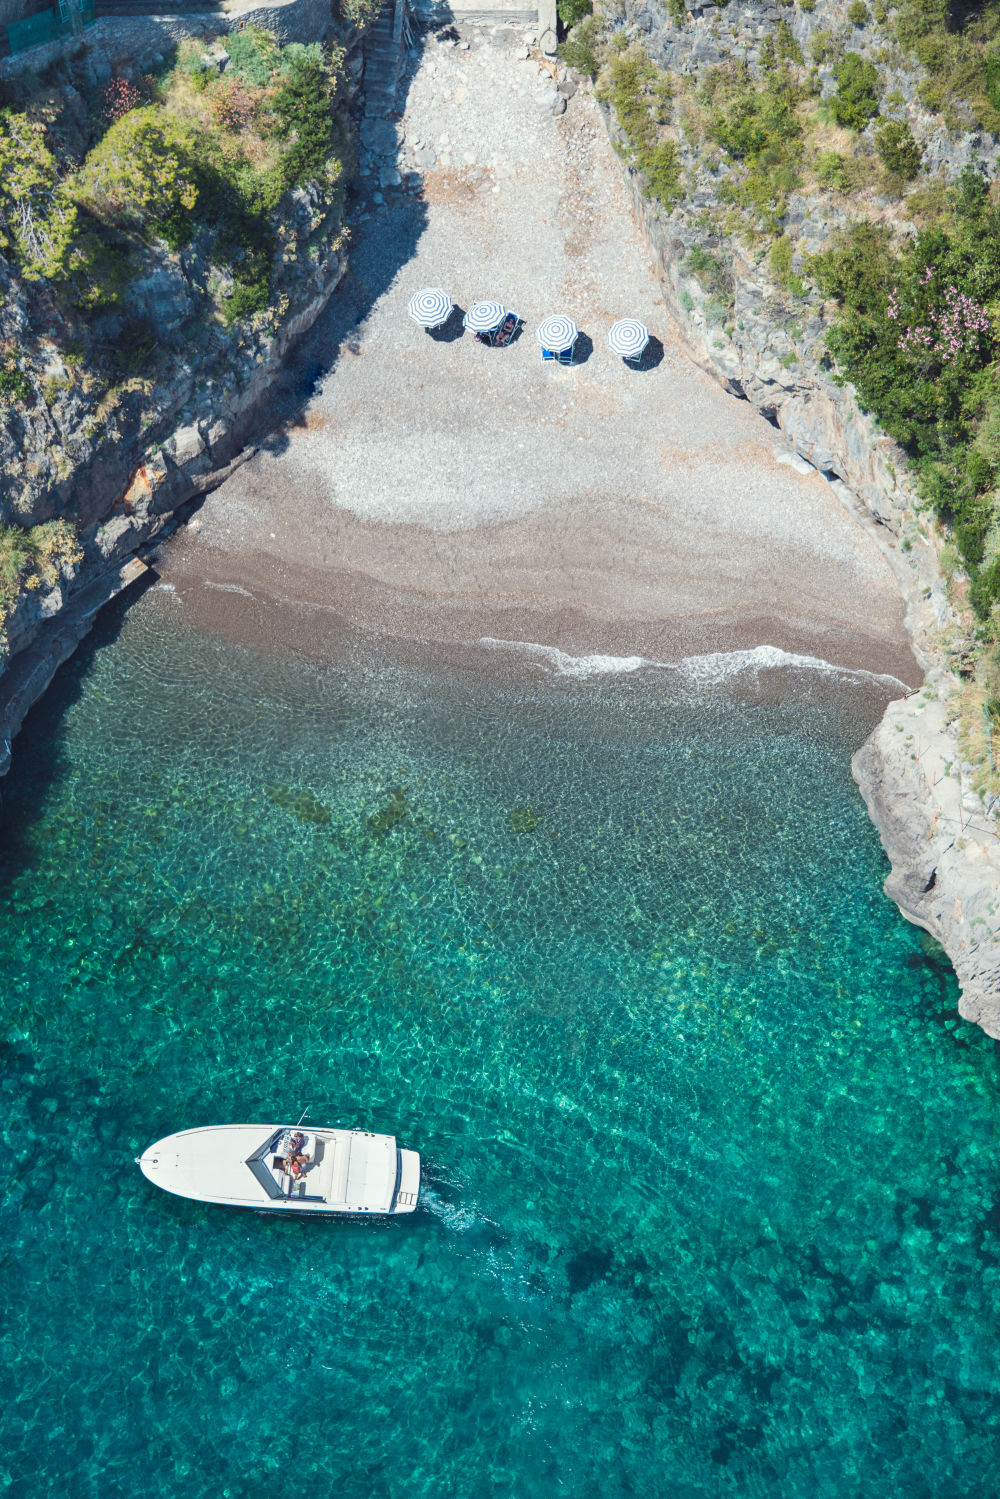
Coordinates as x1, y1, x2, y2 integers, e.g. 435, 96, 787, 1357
480, 639, 647, 679
480, 637, 913, 693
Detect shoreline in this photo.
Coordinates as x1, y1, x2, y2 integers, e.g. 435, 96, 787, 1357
132, 574, 908, 755
153, 522, 921, 693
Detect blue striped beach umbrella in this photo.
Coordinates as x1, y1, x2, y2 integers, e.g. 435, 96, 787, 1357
608, 318, 650, 359
536, 314, 578, 353
464, 301, 506, 332
408, 287, 453, 327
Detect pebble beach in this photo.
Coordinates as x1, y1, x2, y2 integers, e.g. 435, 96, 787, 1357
155, 26, 919, 690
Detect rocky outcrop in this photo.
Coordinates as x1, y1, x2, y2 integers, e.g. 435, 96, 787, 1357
0, 12, 368, 770
853, 677, 1000, 1037
0, 234, 347, 774
592, 0, 1000, 1027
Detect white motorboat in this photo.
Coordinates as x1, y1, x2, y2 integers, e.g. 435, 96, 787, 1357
137, 1123, 420, 1215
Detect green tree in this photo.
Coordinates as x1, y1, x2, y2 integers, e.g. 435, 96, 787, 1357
832, 53, 881, 127
76, 108, 197, 233
874, 118, 922, 177
557, 0, 591, 25
273, 56, 334, 189
0, 110, 78, 281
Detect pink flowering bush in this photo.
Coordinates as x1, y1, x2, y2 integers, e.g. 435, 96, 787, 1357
888, 269, 991, 369
813, 202, 1000, 616
102, 78, 142, 123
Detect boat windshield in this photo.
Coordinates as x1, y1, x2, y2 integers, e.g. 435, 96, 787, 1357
244, 1130, 285, 1199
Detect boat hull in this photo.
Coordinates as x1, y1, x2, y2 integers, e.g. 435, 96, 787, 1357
137, 1124, 420, 1215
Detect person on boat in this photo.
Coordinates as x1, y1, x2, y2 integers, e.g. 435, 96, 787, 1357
285, 1132, 311, 1177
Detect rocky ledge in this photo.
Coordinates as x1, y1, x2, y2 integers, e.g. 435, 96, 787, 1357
853, 676, 1000, 1037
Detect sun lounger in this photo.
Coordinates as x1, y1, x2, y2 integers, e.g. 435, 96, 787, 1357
541, 340, 576, 365
475, 312, 521, 347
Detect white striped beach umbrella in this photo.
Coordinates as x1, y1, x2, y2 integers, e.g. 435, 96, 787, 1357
408, 287, 453, 327
464, 300, 506, 332
536, 314, 578, 352
608, 318, 650, 359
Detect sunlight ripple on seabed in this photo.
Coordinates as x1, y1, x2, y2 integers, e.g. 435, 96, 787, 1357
0, 601, 997, 1499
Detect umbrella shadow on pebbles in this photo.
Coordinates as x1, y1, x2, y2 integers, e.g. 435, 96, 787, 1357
571, 332, 594, 365
258, 28, 432, 454
427, 306, 466, 343
630, 335, 664, 373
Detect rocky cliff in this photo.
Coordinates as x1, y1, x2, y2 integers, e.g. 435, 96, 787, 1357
585, 0, 1000, 1030
0, 23, 361, 770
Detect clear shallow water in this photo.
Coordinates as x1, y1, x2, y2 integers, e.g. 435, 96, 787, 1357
1, 593, 999, 1499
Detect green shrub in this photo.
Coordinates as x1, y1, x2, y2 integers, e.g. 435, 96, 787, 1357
76, 107, 197, 236
559, 14, 600, 74
0, 348, 32, 403
984, 54, 1000, 114
706, 64, 800, 158
599, 47, 684, 208
775, 18, 804, 65
814, 148, 849, 189
0, 109, 79, 281
847, 1, 868, 25
177, 38, 211, 79
874, 118, 922, 178
224, 272, 271, 324
813, 209, 1000, 604
702, 63, 802, 228
338, 0, 381, 31
557, 0, 592, 27
273, 53, 334, 189
643, 140, 682, 207
224, 27, 280, 87
799, 0, 816, 11
0, 519, 81, 617
810, 28, 837, 64
685, 244, 731, 303
832, 52, 881, 127
769, 233, 807, 294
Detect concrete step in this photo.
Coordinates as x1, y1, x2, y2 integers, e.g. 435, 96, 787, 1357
362, 0, 402, 118
95, 0, 227, 12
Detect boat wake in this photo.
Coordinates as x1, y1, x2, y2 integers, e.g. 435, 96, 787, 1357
480, 636, 914, 693
419, 1187, 495, 1236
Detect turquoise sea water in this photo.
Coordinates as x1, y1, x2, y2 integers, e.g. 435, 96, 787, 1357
2, 591, 999, 1499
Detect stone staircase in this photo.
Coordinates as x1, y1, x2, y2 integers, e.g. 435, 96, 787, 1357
362, 0, 404, 119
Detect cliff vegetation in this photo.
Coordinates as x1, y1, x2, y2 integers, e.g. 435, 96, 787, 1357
562, 0, 1000, 791
0, 24, 354, 649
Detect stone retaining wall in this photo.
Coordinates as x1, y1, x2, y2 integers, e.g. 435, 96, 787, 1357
0, 0, 329, 76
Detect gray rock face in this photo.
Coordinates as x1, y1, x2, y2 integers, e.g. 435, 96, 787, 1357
164, 424, 205, 468
360, 117, 397, 156
127, 265, 194, 333
853, 679, 1000, 1038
